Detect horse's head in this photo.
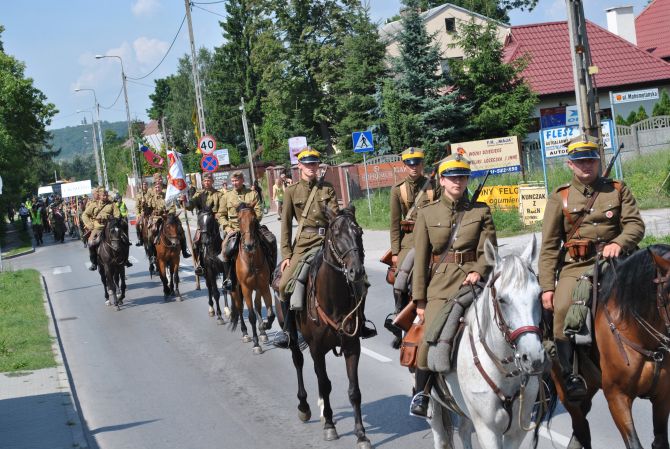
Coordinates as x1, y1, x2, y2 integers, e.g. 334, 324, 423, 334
197, 208, 216, 245
484, 235, 545, 375
237, 201, 258, 253
162, 213, 180, 246
105, 217, 124, 251
324, 205, 366, 294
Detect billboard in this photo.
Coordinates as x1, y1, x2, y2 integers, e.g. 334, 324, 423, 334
61, 180, 92, 198
452, 136, 522, 177
519, 184, 547, 225
541, 120, 613, 158
476, 185, 519, 210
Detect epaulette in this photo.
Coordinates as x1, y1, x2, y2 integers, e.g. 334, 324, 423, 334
554, 183, 571, 193
393, 179, 405, 188
422, 199, 440, 208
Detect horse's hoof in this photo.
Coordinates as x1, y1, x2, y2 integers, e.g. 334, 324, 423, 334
217, 317, 225, 325
176, 296, 183, 302
323, 428, 339, 441
208, 309, 215, 317
568, 435, 584, 449
260, 334, 268, 343
242, 335, 251, 343
224, 307, 231, 319
298, 408, 311, 422
357, 439, 372, 449
253, 346, 263, 355
105, 300, 111, 306
115, 306, 120, 311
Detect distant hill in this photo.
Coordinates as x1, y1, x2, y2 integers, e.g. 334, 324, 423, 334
47, 121, 128, 160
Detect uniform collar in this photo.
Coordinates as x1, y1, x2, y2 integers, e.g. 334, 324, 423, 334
406, 175, 425, 186
300, 178, 317, 188
440, 194, 468, 211
571, 176, 602, 197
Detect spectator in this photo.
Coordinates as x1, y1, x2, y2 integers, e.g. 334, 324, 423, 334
19, 204, 29, 229
7, 205, 15, 223
273, 178, 284, 220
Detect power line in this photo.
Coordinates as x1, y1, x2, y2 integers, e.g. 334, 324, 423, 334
127, 79, 155, 89
100, 85, 124, 110
127, 14, 187, 81
192, 1, 226, 5
192, 4, 226, 18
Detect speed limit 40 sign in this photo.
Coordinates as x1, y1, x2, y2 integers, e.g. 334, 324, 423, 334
198, 135, 217, 155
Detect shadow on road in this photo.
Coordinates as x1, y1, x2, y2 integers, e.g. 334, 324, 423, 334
90, 418, 161, 435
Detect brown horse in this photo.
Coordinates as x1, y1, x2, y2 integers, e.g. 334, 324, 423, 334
228, 202, 276, 354
155, 213, 182, 301
554, 244, 670, 449
283, 205, 372, 449
141, 208, 156, 275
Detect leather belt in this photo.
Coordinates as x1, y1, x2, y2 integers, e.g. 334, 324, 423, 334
302, 226, 326, 236
432, 251, 476, 265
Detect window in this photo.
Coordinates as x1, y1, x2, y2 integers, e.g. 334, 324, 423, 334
445, 17, 456, 33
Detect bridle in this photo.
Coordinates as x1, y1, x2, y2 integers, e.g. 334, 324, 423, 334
159, 216, 179, 248
237, 207, 258, 255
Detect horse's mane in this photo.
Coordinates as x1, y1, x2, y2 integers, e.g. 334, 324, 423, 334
496, 254, 533, 291
337, 208, 364, 262
600, 244, 670, 321
236, 202, 254, 214
165, 213, 179, 226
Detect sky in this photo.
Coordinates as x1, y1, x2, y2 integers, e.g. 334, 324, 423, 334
1, 0, 652, 131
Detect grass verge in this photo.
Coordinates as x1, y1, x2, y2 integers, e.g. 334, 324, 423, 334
0, 270, 56, 372
0, 221, 33, 258
640, 234, 670, 247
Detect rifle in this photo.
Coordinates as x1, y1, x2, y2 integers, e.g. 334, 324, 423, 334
469, 170, 490, 206
603, 142, 624, 178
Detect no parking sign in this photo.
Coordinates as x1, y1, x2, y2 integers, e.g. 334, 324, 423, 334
200, 155, 219, 172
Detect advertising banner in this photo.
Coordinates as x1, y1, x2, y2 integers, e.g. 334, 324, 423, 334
541, 120, 613, 158
356, 162, 409, 190
452, 136, 521, 177
476, 185, 519, 210
288, 136, 307, 165
519, 184, 547, 225
60, 180, 92, 198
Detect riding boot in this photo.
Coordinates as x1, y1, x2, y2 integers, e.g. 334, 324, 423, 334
88, 248, 98, 271
410, 369, 432, 417
274, 300, 294, 349
222, 261, 233, 291
360, 295, 377, 339
556, 339, 588, 401
180, 237, 191, 258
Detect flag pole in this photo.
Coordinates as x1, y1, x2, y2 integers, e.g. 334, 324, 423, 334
181, 203, 200, 290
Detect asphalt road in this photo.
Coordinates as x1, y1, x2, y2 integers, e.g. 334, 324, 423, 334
8, 207, 669, 449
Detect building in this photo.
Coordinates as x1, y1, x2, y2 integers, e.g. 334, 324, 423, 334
636, 0, 670, 62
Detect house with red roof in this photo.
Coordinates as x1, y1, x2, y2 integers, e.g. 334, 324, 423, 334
636, 0, 670, 62
503, 19, 670, 147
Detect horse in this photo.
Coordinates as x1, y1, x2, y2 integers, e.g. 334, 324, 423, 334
155, 213, 182, 301
228, 202, 276, 354
283, 204, 372, 449
141, 207, 156, 275
96, 217, 127, 311
196, 208, 229, 322
556, 244, 670, 449
429, 236, 555, 449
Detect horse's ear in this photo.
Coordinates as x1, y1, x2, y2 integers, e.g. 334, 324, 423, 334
346, 203, 356, 216
484, 238, 500, 267
651, 248, 670, 274
521, 234, 537, 266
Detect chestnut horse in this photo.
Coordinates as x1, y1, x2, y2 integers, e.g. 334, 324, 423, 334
228, 202, 276, 354
556, 244, 670, 449
285, 205, 372, 449
155, 213, 182, 301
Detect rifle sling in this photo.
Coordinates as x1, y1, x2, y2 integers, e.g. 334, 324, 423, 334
561, 189, 600, 242
292, 184, 321, 251
404, 178, 434, 221
431, 210, 466, 278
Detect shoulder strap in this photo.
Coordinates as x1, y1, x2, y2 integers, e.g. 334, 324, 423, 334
564, 188, 601, 242
426, 185, 434, 202
405, 178, 433, 220
400, 183, 410, 212
292, 184, 320, 250
431, 209, 467, 277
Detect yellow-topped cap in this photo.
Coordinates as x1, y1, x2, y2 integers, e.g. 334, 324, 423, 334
566, 135, 600, 160
297, 147, 321, 163
401, 147, 425, 165
438, 153, 471, 177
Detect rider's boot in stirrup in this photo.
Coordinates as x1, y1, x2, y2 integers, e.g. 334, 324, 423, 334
222, 262, 233, 291
180, 237, 191, 258
88, 249, 98, 271
409, 369, 432, 418
556, 339, 587, 401
360, 316, 377, 339
274, 300, 293, 349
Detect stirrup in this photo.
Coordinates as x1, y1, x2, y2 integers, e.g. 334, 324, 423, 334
194, 266, 204, 276
360, 320, 377, 339
565, 374, 588, 401
409, 392, 430, 418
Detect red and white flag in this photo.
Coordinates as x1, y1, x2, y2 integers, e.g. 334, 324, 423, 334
165, 150, 188, 205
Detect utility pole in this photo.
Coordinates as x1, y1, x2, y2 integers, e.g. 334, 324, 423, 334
566, 0, 605, 162
95, 102, 110, 190
184, 0, 207, 137
121, 71, 140, 193
240, 97, 255, 184
87, 121, 103, 188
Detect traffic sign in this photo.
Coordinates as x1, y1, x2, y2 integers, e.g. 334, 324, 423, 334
200, 155, 219, 172
352, 131, 374, 153
198, 135, 217, 155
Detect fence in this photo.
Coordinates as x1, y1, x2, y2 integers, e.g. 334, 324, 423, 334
616, 115, 670, 160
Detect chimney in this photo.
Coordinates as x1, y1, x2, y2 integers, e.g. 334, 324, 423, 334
606, 5, 637, 45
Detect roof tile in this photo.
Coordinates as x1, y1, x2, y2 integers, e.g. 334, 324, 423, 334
636, 0, 670, 60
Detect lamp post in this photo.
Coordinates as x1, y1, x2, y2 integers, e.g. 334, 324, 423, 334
95, 54, 140, 196
75, 88, 109, 189
77, 109, 104, 188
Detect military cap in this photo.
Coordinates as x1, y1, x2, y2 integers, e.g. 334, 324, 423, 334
297, 147, 321, 163
401, 147, 425, 166
566, 135, 600, 160
202, 172, 214, 180
438, 153, 472, 177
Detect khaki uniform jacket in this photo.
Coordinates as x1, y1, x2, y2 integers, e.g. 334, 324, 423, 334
93, 202, 121, 230
82, 200, 100, 230
390, 175, 439, 266
220, 187, 262, 233
538, 177, 645, 292
280, 179, 339, 261
187, 188, 224, 225
135, 190, 152, 215
147, 194, 176, 217
413, 196, 497, 320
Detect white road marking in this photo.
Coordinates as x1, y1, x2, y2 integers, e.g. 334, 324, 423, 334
539, 425, 570, 448
52, 265, 72, 275
361, 346, 392, 363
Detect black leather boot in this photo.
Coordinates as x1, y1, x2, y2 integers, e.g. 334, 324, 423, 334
180, 237, 191, 258
88, 249, 98, 271
360, 317, 377, 339
556, 339, 587, 401
274, 300, 293, 349
410, 369, 432, 417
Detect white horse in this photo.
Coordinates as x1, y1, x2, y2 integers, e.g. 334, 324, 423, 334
430, 236, 551, 449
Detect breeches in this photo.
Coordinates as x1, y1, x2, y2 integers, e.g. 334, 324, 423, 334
553, 274, 580, 341
88, 229, 102, 244
278, 252, 303, 298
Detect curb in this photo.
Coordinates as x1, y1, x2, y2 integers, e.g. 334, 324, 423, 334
2, 247, 35, 260
40, 276, 90, 449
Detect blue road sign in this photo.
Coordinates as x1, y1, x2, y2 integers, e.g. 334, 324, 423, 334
201, 155, 219, 172
352, 131, 374, 153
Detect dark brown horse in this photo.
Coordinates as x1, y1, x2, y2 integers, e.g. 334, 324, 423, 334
554, 244, 670, 449
196, 208, 228, 322
141, 207, 156, 275
284, 205, 371, 449
229, 202, 276, 354
97, 217, 127, 310
155, 213, 182, 301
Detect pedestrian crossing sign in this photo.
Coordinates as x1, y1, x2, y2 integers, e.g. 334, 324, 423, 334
352, 131, 374, 153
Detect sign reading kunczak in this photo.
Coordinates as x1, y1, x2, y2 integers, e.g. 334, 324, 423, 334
612, 88, 659, 104
542, 120, 614, 158
452, 136, 521, 177
61, 180, 92, 198
518, 184, 547, 225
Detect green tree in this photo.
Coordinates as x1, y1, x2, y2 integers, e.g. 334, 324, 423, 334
653, 89, 670, 116
626, 110, 638, 125
635, 105, 649, 123
615, 114, 628, 126
449, 19, 537, 141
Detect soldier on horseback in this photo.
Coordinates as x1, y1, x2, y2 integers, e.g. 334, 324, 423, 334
146, 182, 191, 263
83, 188, 132, 271
274, 148, 376, 348
219, 171, 262, 290
135, 181, 152, 247
539, 136, 645, 401
184, 172, 225, 276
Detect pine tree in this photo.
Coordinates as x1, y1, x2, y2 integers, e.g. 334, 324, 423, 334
626, 110, 638, 125
636, 105, 649, 123
615, 114, 628, 126
653, 89, 670, 116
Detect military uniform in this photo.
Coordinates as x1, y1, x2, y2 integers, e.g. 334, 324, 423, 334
145, 188, 190, 259
186, 188, 224, 220
220, 186, 262, 233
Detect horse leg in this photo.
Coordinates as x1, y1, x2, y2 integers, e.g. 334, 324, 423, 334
429, 398, 454, 449
106, 267, 119, 311
289, 330, 311, 422
260, 284, 275, 331
206, 273, 215, 317
342, 339, 370, 448
99, 267, 109, 305
652, 395, 670, 449
173, 262, 181, 301
458, 417, 474, 449
604, 387, 643, 449
312, 348, 337, 441
158, 259, 170, 300
118, 267, 126, 304
234, 289, 250, 342
243, 287, 262, 354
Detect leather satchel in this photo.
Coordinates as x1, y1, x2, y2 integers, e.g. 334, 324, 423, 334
392, 300, 417, 332
400, 319, 424, 368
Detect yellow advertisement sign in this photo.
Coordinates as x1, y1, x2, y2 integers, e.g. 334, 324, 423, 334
519, 185, 547, 225
452, 136, 521, 176
476, 185, 519, 210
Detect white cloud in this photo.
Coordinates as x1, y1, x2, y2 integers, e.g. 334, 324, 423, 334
131, 0, 160, 17
133, 37, 169, 66
71, 42, 133, 93
545, 0, 567, 21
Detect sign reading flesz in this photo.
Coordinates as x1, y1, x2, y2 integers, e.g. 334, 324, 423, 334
452, 136, 521, 177
542, 120, 613, 158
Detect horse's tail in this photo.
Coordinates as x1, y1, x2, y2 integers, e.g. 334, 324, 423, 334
531, 371, 559, 449
227, 287, 241, 332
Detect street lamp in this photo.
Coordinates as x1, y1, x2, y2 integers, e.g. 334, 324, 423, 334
77, 109, 104, 188
95, 54, 140, 196
75, 88, 109, 190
